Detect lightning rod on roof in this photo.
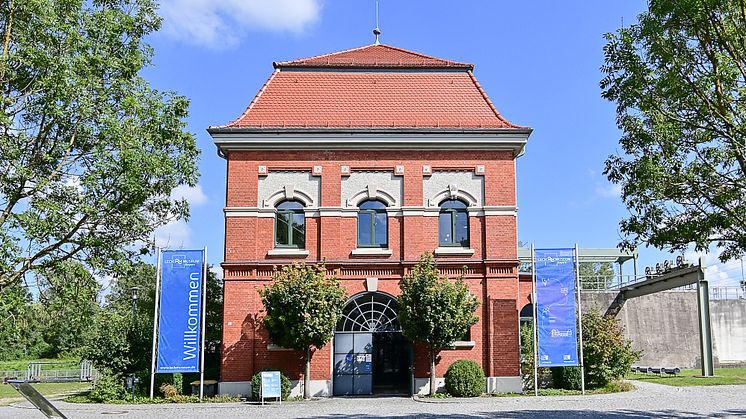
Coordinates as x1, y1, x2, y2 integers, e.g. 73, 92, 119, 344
373, 1, 381, 45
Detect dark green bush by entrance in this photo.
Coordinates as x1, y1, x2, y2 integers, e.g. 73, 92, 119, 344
250, 370, 292, 401
551, 366, 582, 390
444, 360, 484, 397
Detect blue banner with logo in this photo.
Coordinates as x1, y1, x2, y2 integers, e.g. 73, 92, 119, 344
156, 250, 204, 373
535, 248, 579, 367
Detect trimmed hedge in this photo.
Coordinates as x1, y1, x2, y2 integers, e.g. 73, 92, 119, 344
250, 370, 292, 401
444, 359, 485, 397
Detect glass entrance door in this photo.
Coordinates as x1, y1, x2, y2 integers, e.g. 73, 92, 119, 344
373, 332, 411, 395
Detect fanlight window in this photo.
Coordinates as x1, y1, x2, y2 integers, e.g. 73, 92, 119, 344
336, 293, 401, 332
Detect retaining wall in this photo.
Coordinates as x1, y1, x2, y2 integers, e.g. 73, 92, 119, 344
580, 291, 746, 368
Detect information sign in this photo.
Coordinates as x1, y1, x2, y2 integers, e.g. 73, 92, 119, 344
261, 371, 282, 403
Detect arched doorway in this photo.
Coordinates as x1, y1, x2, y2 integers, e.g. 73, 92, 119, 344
333, 292, 411, 396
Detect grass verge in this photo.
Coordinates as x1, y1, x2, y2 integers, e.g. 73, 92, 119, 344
0, 382, 92, 406
627, 368, 746, 386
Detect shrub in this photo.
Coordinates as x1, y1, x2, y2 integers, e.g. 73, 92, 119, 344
520, 323, 550, 390
551, 366, 582, 390
250, 370, 292, 401
444, 360, 484, 397
89, 371, 127, 402
159, 383, 178, 398
582, 309, 640, 387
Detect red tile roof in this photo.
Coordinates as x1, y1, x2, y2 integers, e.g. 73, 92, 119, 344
220, 44, 524, 130
274, 44, 473, 69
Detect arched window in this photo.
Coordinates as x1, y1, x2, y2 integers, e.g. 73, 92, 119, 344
275, 200, 305, 248
357, 200, 387, 247
439, 199, 469, 247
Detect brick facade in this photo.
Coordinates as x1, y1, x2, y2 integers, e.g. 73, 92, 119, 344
209, 43, 531, 394
219, 150, 522, 384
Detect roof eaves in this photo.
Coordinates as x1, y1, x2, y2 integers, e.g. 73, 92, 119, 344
221, 70, 279, 128
466, 70, 527, 129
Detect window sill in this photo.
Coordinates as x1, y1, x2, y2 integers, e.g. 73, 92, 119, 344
448, 341, 476, 349
267, 344, 293, 352
351, 248, 393, 257
267, 248, 309, 257
434, 247, 475, 256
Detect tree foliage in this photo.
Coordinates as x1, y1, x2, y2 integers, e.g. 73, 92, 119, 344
398, 252, 479, 395
0, 0, 199, 290
581, 309, 640, 387
36, 261, 100, 357
259, 263, 346, 399
601, 0, 746, 262
85, 262, 222, 383
579, 262, 615, 290
0, 284, 47, 360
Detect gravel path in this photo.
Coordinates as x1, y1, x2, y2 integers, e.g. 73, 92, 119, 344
1, 381, 744, 418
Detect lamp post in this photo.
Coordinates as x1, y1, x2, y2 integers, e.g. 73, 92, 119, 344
128, 286, 141, 402
130, 286, 141, 317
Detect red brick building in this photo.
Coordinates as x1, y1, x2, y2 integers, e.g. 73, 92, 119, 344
208, 43, 532, 397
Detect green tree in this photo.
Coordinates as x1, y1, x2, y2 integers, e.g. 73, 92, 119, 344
581, 309, 640, 387
398, 253, 479, 395
0, 284, 47, 360
86, 262, 222, 386
259, 263, 346, 399
0, 0, 199, 290
37, 261, 100, 357
601, 0, 746, 262
579, 262, 615, 290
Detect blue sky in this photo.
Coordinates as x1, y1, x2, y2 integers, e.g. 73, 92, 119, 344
139, 0, 743, 288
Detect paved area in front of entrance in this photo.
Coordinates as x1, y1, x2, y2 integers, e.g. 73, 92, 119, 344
1, 381, 745, 418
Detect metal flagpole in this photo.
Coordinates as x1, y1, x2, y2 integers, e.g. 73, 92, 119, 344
531, 244, 538, 396
574, 244, 586, 395
150, 247, 163, 399
199, 247, 208, 400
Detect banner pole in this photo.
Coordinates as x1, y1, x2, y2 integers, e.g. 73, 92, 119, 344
531, 244, 538, 396
574, 243, 586, 395
199, 247, 208, 400
150, 247, 163, 399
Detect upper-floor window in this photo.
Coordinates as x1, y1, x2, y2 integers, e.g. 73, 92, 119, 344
439, 199, 469, 247
357, 200, 387, 247
275, 200, 305, 248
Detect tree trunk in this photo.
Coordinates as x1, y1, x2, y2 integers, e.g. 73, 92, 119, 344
429, 348, 436, 396
304, 347, 311, 399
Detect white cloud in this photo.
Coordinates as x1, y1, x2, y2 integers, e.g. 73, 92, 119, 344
684, 247, 745, 289
154, 219, 193, 249
210, 264, 223, 280
595, 182, 622, 198
158, 0, 321, 48
171, 184, 208, 206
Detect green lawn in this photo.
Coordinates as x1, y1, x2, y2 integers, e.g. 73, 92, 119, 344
0, 382, 92, 405
628, 368, 746, 386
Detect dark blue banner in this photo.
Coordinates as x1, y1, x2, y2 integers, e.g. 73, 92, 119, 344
156, 250, 204, 373
535, 248, 579, 367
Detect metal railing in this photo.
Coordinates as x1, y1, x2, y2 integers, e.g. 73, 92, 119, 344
709, 286, 745, 300
1, 360, 98, 383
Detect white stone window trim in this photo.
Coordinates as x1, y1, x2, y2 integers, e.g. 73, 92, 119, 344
448, 341, 476, 349
267, 248, 310, 257
263, 187, 316, 208
433, 247, 475, 256
345, 185, 398, 208
351, 248, 393, 257
428, 187, 479, 208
